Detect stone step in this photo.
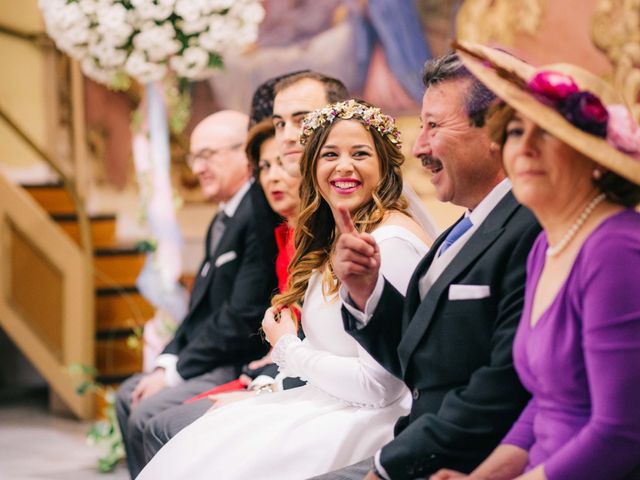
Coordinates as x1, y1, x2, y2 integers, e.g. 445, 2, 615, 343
96, 331, 143, 380
93, 246, 146, 289
51, 213, 117, 249
96, 287, 154, 333
20, 183, 151, 416
22, 182, 75, 215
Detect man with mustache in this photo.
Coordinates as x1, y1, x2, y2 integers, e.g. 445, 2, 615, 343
318, 52, 541, 479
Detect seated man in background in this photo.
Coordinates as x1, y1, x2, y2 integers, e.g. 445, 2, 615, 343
116, 110, 278, 479
139, 70, 350, 465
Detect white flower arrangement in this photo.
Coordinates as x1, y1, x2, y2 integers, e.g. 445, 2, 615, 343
39, 0, 265, 88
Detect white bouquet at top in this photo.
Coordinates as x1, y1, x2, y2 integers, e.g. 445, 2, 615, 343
38, 0, 265, 88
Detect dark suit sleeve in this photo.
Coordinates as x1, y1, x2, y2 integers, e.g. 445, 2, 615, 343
379, 221, 540, 479
162, 229, 214, 357
161, 330, 182, 356
174, 220, 274, 379
161, 278, 203, 355
342, 280, 406, 379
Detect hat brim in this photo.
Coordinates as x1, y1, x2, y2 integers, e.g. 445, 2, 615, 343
455, 40, 640, 185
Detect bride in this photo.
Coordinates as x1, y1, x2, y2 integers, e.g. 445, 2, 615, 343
137, 100, 432, 479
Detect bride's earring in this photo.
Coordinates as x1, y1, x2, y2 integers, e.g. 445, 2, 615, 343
592, 168, 603, 180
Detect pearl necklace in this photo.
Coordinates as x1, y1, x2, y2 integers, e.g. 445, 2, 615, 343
546, 193, 606, 257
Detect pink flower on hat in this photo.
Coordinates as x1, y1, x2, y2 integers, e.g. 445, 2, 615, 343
528, 71, 579, 105
528, 70, 609, 137
607, 105, 640, 160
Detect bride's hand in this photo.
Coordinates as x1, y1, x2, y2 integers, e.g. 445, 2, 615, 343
262, 307, 297, 346
333, 207, 380, 310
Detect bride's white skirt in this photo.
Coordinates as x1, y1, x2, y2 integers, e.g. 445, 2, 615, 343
138, 385, 410, 480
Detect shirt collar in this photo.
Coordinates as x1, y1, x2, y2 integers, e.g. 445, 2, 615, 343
218, 179, 252, 218
466, 177, 512, 226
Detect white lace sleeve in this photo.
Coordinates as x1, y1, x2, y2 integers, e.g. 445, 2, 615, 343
273, 230, 428, 407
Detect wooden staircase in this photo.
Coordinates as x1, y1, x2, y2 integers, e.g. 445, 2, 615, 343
25, 183, 153, 388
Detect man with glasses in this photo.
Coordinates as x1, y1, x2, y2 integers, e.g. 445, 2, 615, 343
116, 110, 278, 479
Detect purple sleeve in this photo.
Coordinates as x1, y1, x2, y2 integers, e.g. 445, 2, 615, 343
545, 231, 640, 479
501, 398, 537, 451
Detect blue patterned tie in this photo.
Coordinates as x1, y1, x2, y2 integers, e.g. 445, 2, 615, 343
438, 216, 473, 256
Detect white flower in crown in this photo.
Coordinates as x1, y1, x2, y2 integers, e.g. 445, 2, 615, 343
300, 100, 402, 149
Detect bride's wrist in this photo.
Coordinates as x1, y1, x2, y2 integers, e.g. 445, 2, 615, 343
271, 334, 300, 369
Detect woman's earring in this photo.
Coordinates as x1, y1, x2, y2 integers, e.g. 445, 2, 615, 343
592, 169, 603, 180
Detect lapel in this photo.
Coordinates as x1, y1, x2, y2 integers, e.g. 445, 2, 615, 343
397, 193, 521, 371
403, 223, 455, 321
210, 187, 251, 259
189, 217, 217, 309
188, 188, 252, 309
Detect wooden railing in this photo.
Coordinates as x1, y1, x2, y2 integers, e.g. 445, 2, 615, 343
0, 23, 95, 419
0, 173, 94, 419
0, 23, 53, 49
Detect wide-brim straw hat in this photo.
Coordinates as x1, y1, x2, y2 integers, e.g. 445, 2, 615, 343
454, 40, 640, 185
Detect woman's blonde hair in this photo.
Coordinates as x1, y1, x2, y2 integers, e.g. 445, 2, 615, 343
272, 111, 408, 311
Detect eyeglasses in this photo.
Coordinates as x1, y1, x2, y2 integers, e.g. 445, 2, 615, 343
186, 143, 243, 169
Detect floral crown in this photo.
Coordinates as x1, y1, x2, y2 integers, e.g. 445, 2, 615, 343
300, 100, 402, 149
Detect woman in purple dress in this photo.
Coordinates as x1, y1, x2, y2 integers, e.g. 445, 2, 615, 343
431, 43, 640, 480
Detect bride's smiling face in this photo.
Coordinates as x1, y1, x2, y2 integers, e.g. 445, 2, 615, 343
315, 120, 381, 215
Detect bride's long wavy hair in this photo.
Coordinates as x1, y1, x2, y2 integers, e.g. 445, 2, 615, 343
272, 114, 408, 311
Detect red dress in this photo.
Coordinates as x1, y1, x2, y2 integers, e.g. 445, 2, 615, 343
274, 222, 295, 294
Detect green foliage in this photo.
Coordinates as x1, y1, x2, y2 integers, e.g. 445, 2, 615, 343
75, 380, 95, 396
131, 107, 144, 134
208, 52, 224, 69
168, 82, 192, 135
127, 326, 144, 350
111, 71, 132, 92
136, 238, 158, 253
88, 388, 125, 473
68, 365, 125, 472
68, 363, 98, 377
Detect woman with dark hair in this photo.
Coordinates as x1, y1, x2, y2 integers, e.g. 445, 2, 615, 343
431, 43, 640, 480
246, 119, 300, 292
195, 120, 302, 409
138, 100, 431, 479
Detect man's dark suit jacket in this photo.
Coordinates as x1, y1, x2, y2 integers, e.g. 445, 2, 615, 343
344, 191, 541, 479
163, 182, 278, 380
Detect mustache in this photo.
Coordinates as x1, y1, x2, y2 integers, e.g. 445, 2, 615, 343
419, 155, 442, 168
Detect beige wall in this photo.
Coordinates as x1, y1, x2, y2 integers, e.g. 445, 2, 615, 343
509, 0, 612, 74
0, 0, 55, 170
0, 0, 43, 31
456, 0, 613, 74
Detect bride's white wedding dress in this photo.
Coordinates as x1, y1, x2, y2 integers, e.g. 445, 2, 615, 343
138, 225, 428, 480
